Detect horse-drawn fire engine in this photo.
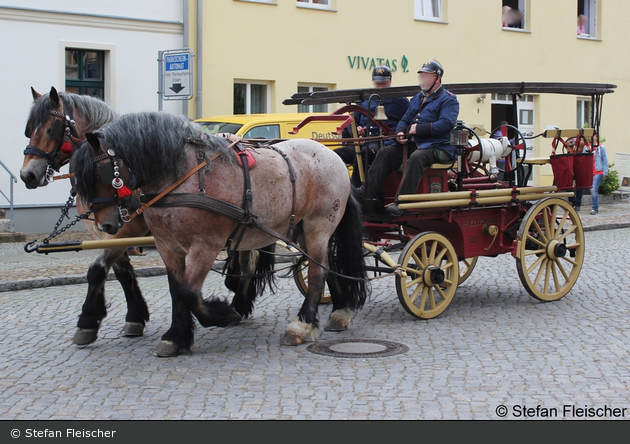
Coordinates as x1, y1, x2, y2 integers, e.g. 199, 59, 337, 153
285, 82, 616, 319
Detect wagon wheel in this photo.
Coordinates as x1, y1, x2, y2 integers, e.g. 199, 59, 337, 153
395, 232, 459, 319
459, 257, 478, 285
515, 198, 584, 301
293, 257, 332, 304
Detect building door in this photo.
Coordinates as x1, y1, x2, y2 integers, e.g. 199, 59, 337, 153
491, 94, 535, 185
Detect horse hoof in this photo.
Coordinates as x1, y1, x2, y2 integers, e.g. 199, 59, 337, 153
72, 328, 98, 345
280, 332, 304, 346
324, 317, 349, 332
153, 341, 180, 357
122, 322, 144, 337
325, 308, 353, 332
227, 312, 242, 326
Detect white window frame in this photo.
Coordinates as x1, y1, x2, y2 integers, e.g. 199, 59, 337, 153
577, 97, 592, 129
297, 84, 331, 113
234, 80, 272, 115
501, 0, 528, 31
415, 0, 443, 22
297, 0, 331, 10
578, 0, 599, 39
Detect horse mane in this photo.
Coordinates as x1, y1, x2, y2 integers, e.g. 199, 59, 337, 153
71, 112, 236, 201
25, 91, 118, 137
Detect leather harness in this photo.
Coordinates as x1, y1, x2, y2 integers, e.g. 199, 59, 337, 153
102, 136, 299, 252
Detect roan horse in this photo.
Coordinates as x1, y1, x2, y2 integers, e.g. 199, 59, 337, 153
20, 87, 151, 344
71, 112, 369, 357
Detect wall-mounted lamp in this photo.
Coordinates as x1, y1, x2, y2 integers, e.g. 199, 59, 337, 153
477, 94, 486, 103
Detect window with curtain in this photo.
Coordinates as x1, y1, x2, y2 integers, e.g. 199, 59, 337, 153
234, 81, 270, 115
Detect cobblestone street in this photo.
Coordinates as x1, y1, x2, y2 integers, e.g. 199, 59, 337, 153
1, 226, 629, 420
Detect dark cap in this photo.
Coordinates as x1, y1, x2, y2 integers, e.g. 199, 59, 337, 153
372, 65, 392, 83
418, 59, 444, 77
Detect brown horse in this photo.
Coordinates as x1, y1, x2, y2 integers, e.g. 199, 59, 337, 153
71, 112, 369, 357
20, 87, 151, 344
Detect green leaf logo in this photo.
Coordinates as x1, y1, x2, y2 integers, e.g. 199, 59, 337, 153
401, 55, 409, 73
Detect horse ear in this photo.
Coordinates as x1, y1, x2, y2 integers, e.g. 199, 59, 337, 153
49, 86, 60, 108
31, 87, 41, 100
86, 133, 101, 151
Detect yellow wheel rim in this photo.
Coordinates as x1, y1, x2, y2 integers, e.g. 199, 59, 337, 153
459, 257, 478, 285
293, 258, 332, 304
516, 198, 584, 301
396, 232, 459, 319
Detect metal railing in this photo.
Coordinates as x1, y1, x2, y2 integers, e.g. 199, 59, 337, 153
0, 160, 17, 232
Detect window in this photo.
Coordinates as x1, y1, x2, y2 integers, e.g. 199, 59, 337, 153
415, 0, 442, 21
297, 0, 330, 8
577, 0, 598, 38
243, 124, 280, 139
297, 85, 329, 113
65, 49, 104, 99
577, 98, 592, 128
502, 0, 526, 30
234, 81, 271, 114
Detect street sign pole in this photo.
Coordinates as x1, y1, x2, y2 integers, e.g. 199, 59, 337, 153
157, 50, 164, 111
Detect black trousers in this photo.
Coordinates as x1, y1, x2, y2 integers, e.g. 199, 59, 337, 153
363, 144, 436, 200
334, 143, 380, 187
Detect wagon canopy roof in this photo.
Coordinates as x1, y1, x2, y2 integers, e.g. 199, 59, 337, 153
283, 82, 617, 106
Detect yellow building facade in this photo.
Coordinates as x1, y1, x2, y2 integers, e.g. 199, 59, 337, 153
186, 0, 628, 186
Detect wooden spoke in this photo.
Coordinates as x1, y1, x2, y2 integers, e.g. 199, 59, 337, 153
527, 253, 547, 275
526, 234, 547, 248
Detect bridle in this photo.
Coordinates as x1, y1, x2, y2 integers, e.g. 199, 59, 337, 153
90, 143, 139, 222
24, 107, 81, 182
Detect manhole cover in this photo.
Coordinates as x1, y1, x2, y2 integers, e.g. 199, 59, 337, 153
307, 339, 409, 358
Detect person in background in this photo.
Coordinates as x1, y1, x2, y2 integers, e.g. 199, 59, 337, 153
568, 137, 591, 211
502, 6, 512, 27
334, 65, 409, 186
577, 14, 588, 35
589, 133, 608, 215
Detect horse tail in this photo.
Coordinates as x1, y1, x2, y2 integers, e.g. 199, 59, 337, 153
254, 243, 276, 296
328, 193, 369, 310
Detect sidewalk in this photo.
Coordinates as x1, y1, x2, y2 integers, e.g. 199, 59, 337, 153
2, 200, 629, 293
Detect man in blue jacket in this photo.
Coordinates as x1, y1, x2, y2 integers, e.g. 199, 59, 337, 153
356, 59, 460, 216
335, 66, 409, 186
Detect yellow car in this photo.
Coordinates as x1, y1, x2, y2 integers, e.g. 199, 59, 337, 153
194, 113, 344, 148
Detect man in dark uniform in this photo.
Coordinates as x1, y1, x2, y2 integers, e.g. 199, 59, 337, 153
355, 59, 460, 216
334, 65, 409, 186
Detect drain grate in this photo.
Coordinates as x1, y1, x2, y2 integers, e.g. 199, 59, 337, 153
306, 339, 409, 358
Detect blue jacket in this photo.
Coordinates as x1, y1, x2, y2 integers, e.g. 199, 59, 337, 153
593, 145, 609, 175
354, 96, 410, 146
396, 86, 460, 153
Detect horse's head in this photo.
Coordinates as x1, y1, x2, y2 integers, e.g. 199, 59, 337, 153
72, 133, 139, 235
20, 86, 79, 188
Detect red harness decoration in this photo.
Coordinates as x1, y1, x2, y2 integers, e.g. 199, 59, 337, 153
60, 141, 74, 154
233, 148, 257, 169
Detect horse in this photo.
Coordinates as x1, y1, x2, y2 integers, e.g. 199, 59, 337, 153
20, 87, 151, 344
71, 111, 369, 357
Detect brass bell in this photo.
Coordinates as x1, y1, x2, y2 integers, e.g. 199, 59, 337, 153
373, 103, 388, 121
